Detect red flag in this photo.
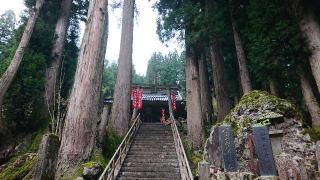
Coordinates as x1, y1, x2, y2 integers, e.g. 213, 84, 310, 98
171, 91, 177, 111
137, 88, 143, 110
160, 108, 165, 124
132, 88, 137, 109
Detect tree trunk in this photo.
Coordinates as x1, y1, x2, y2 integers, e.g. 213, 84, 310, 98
110, 0, 135, 136
44, 0, 72, 111
269, 79, 278, 96
198, 53, 213, 123
300, 72, 320, 127
55, 0, 108, 178
229, 3, 252, 94
209, 40, 231, 121
98, 104, 111, 146
299, 5, 320, 93
186, 46, 203, 149
0, 0, 44, 132
34, 134, 60, 180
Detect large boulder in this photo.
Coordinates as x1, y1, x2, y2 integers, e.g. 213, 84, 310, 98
82, 161, 103, 180
204, 91, 316, 179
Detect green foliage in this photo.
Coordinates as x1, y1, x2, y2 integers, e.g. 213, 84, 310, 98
103, 127, 122, 162
0, 10, 16, 46
304, 127, 320, 141
27, 128, 47, 153
102, 61, 145, 98
0, 153, 37, 180
102, 61, 118, 98
0, 0, 85, 135
239, 0, 308, 100
145, 51, 185, 93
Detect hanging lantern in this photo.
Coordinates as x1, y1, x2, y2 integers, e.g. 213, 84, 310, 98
132, 87, 137, 109
171, 91, 177, 111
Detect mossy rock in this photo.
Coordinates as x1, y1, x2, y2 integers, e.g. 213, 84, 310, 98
0, 153, 37, 180
223, 90, 299, 133
304, 127, 320, 141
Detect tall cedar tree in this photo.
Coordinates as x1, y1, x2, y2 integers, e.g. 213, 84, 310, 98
229, 0, 252, 94
44, 0, 72, 111
55, 0, 108, 177
186, 44, 204, 148
297, 1, 320, 93
0, 0, 44, 132
198, 51, 213, 123
205, 0, 232, 121
110, 0, 135, 136
299, 71, 320, 126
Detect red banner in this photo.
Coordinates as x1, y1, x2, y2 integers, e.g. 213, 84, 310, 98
137, 88, 143, 110
171, 91, 176, 111
160, 108, 165, 124
132, 87, 143, 110
132, 88, 137, 109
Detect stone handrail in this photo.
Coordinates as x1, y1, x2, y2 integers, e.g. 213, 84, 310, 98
99, 114, 141, 180
171, 119, 193, 180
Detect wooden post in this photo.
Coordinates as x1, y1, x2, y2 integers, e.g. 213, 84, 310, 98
167, 88, 175, 120
199, 161, 210, 180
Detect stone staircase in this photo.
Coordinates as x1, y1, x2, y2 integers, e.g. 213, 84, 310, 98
116, 122, 181, 180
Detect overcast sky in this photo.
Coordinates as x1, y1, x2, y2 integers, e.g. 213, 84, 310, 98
0, 0, 182, 75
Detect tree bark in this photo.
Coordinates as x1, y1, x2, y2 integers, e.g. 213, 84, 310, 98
209, 40, 231, 121
298, 4, 320, 93
55, 0, 108, 178
44, 0, 72, 111
198, 53, 213, 123
34, 134, 60, 180
110, 0, 135, 136
229, 2, 252, 94
98, 104, 111, 146
186, 46, 203, 149
269, 79, 278, 96
300, 72, 320, 127
0, 0, 44, 132
167, 89, 174, 120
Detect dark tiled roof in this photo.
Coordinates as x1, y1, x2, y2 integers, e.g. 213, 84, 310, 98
141, 93, 183, 101
104, 92, 183, 104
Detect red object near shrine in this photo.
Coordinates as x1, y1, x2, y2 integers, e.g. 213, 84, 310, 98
137, 88, 143, 110
132, 88, 137, 109
160, 108, 165, 124
132, 87, 143, 110
171, 91, 177, 111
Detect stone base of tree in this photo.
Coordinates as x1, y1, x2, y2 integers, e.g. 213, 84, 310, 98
33, 133, 60, 180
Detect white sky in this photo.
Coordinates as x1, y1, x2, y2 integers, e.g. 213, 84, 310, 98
0, 0, 183, 75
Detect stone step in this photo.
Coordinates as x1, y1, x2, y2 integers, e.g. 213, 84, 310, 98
118, 171, 181, 179
129, 145, 176, 150
136, 134, 173, 139
122, 162, 179, 168
124, 158, 178, 163
133, 139, 174, 143
127, 151, 177, 156
135, 134, 172, 136
125, 154, 177, 159
131, 142, 175, 146
120, 166, 180, 173
133, 137, 174, 140
117, 177, 171, 180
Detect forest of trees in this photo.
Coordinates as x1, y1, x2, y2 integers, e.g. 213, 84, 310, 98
0, 0, 320, 178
